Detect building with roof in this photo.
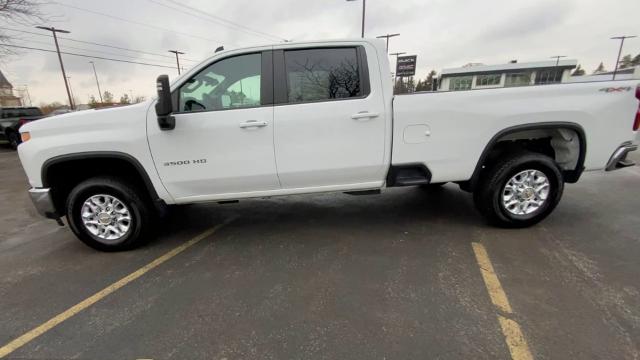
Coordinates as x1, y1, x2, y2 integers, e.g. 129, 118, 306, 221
0, 70, 22, 107
438, 59, 578, 92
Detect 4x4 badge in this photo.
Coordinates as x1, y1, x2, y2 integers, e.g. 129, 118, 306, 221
599, 87, 632, 93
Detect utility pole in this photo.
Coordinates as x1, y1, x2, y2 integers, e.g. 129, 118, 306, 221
89, 61, 103, 103
550, 55, 567, 81
550, 55, 567, 68
168, 50, 185, 75
66, 76, 75, 108
376, 33, 400, 52
36, 26, 74, 110
611, 35, 637, 80
346, 0, 366, 38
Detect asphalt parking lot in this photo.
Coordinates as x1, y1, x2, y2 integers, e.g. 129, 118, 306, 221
1, 144, 639, 360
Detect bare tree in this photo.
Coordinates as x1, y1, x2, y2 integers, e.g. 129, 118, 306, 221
0, 0, 45, 56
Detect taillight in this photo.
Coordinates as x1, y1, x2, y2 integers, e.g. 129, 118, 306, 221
17, 118, 29, 127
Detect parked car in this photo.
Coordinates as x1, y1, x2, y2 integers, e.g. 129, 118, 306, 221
1, 107, 45, 149
17, 38, 640, 251
47, 108, 73, 117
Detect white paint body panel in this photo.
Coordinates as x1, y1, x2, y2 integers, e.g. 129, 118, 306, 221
146, 106, 280, 201
393, 81, 639, 183
17, 38, 640, 207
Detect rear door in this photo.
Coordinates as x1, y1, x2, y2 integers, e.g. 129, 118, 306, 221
272, 45, 387, 189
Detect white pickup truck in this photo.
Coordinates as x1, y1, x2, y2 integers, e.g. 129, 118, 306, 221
18, 39, 640, 251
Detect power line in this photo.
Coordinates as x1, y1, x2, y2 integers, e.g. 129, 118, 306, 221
53, 2, 235, 46
7, 36, 184, 65
149, 0, 285, 42
3, 44, 178, 69
1, 27, 200, 62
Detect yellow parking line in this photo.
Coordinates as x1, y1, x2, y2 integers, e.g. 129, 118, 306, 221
0, 223, 226, 359
472, 242, 533, 360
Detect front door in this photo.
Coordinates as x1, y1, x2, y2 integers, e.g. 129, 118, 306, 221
147, 51, 280, 202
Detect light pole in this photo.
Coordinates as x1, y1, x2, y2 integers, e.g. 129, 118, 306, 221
346, 0, 366, 38
89, 61, 103, 103
611, 35, 637, 80
550, 55, 567, 81
376, 33, 400, 52
36, 26, 74, 110
168, 50, 185, 75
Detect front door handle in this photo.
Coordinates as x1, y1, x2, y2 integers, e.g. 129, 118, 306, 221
239, 120, 268, 128
351, 112, 380, 120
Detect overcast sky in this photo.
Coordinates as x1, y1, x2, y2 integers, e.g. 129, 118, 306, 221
1, 0, 639, 106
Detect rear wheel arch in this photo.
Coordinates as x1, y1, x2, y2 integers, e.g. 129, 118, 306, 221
469, 122, 586, 190
41, 152, 162, 215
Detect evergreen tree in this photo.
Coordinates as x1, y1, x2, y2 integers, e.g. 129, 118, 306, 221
593, 62, 606, 74
424, 70, 437, 91
103, 91, 114, 103
119, 94, 131, 104
619, 54, 633, 69
571, 65, 585, 76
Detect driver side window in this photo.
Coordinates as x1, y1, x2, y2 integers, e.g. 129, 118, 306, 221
178, 53, 261, 112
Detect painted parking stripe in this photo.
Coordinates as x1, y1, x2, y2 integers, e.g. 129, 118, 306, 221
472, 242, 534, 360
0, 223, 228, 358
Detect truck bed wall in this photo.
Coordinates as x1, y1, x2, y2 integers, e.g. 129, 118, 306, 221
391, 80, 639, 183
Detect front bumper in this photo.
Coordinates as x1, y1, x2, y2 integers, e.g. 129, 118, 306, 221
605, 142, 638, 171
28, 188, 59, 220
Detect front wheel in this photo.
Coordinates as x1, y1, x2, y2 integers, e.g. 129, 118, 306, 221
473, 152, 564, 228
7, 131, 20, 150
66, 177, 156, 251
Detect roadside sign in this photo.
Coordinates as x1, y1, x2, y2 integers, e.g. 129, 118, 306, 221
396, 55, 417, 77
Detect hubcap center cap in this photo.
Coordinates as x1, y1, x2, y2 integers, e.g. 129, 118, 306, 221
521, 188, 535, 200
98, 212, 112, 225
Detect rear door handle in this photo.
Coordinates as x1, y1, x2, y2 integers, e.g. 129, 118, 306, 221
351, 112, 379, 120
239, 120, 268, 128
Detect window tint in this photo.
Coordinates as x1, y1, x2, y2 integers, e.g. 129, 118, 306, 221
179, 53, 261, 112
284, 48, 361, 103
23, 108, 43, 116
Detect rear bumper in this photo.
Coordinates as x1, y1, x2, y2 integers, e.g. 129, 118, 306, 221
28, 188, 59, 219
605, 142, 638, 171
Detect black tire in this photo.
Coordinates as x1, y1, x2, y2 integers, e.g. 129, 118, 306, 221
66, 176, 156, 251
7, 131, 20, 150
473, 152, 564, 228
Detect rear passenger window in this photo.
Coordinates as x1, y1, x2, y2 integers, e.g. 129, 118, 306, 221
284, 48, 362, 103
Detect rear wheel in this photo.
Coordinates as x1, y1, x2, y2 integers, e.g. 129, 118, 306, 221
66, 177, 156, 251
473, 152, 563, 228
